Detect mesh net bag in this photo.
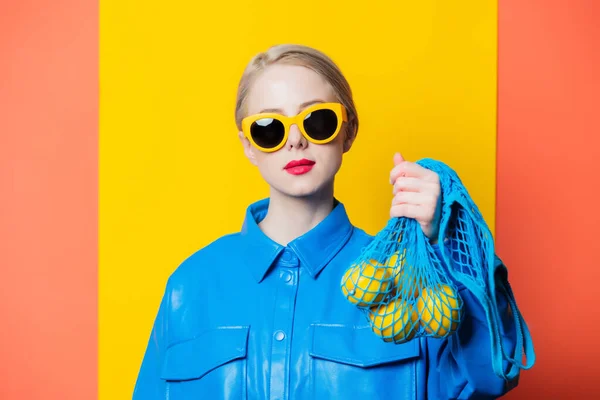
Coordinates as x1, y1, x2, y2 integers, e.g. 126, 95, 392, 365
340, 216, 464, 343
340, 158, 535, 380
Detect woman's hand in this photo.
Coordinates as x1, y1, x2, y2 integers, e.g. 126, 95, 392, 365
389, 153, 442, 243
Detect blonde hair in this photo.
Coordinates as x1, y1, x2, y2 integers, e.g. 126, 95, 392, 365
234, 44, 359, 139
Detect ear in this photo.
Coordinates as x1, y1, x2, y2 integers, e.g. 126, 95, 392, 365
342, 120, 357, 153
238, 131, 258, 166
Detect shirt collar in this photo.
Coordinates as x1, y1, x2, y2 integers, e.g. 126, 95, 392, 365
240, 198, 354, 283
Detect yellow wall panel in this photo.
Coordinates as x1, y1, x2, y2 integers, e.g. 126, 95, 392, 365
99, 1, 497, 397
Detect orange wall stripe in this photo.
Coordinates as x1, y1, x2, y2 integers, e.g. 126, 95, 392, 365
0, 1, 98, 399
497, 0, 599, 398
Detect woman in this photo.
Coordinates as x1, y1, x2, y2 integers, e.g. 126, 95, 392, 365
133, 44, 519, 399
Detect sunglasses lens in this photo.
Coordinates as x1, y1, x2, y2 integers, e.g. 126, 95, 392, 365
303, 109, 338, 141
250, 118, 285, 149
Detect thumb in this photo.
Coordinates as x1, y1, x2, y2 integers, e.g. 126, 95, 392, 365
393, 152, 405, 166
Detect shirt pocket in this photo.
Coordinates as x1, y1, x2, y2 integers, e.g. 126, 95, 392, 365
161, 326, 249, 400
309, 324, 420, 400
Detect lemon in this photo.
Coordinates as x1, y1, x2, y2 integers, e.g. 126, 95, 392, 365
341, 260, 393, 307
368, 298, 419, 343
416, 284, 462, 337
386, 250, 420, 298
385, 250, 405, 268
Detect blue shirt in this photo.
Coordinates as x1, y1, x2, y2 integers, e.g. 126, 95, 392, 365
133, 198, 519, 399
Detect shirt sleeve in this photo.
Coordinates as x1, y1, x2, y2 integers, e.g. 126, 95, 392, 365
425, 242, 520, 399
132, 280, 171, 399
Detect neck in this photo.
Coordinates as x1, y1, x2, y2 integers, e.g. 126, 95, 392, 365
258, 184, 335, 246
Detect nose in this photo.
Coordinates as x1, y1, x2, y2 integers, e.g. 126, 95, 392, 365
286, 123, 307, 150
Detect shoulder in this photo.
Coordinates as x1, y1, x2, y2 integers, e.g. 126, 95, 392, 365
167, 232, 243, 284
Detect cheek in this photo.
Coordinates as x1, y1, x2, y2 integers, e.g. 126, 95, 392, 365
315, 144, 344, 173
254, 152, 281, 176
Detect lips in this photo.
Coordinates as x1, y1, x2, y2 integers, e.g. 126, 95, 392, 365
284, 159, 316, 169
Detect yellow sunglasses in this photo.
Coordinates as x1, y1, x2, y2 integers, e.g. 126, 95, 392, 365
241, 102, 348, 153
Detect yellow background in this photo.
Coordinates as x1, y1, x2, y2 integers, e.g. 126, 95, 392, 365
99, 1, 497, 397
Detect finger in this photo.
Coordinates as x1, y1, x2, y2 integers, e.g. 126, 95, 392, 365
392, 191, 423, 205
393, 152, 405, 166
390, 203, 431, 220
389, 163, 405, 184
391, 162, 439, 182
392, 191, 437, 207
389, 153, 409, 183
390, 162, 429, 182
393, 177, 438, 194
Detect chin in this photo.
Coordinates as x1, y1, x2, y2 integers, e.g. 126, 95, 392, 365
285, 187, 321, 199
271, 175, 332, 199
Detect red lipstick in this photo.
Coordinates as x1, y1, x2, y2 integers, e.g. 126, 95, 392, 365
284, 158, 315, 175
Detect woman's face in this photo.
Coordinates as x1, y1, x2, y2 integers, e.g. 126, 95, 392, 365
239, 64, 354, 199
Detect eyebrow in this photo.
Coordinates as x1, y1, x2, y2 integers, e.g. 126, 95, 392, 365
258, 99, 326, 114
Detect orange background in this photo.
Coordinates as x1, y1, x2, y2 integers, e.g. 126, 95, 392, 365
0, 1, 98, 399
497, 0, 599, 397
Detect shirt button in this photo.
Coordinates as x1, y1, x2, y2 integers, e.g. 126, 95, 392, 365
282, 271, 292, 283
282, 251, 292, 262
274, 331, 285, 341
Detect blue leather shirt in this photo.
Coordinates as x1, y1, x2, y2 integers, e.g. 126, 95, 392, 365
133, 198, 518, 399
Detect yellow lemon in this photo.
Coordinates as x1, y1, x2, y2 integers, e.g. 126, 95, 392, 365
341, 260, 393, 307
416, 284, 462, 337
368, 298, 419, 343
393, 266, 421, 299
385, 250, 405, 268
386, 250, 420, 298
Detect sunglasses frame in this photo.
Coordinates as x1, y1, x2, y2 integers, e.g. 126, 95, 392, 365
241, 102, 348, 153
